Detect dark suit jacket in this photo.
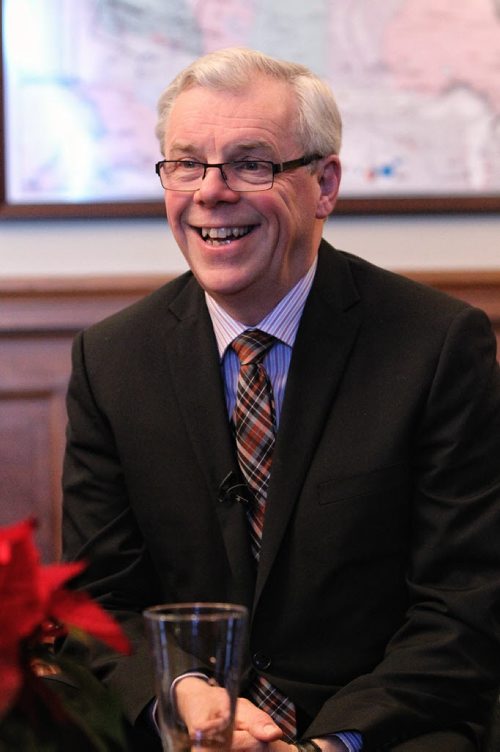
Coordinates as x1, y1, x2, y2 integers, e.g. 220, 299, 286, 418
62, 241, 500, 751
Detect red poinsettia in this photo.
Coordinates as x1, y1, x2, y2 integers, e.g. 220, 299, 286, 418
0, 518, 131, 723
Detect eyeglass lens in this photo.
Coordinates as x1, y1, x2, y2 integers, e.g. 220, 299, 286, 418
158, 161, 274, 191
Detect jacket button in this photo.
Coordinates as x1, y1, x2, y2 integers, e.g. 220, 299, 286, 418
252, 651, 271, 670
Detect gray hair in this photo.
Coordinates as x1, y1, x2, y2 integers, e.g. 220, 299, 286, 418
156, 47, 342, 158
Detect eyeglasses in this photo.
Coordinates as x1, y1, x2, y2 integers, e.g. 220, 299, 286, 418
155, 154, 322, 192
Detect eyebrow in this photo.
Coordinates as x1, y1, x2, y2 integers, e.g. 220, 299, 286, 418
229, 141, 275, 157
168, 140, 276, 160
168, 142, 199, 156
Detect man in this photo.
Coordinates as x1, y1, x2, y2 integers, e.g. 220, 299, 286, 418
63, 48, 500, 751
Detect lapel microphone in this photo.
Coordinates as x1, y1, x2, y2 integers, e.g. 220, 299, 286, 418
218, 471, 250, 505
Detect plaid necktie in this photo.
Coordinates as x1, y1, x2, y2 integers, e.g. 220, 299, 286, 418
232, 329, 297, 742
232, 329, 276, 560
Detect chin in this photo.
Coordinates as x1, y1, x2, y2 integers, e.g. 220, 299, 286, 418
196, 264, 254, 291
205, 281, 250, 300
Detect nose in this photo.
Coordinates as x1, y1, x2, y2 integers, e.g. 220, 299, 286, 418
193, 165, 240, 206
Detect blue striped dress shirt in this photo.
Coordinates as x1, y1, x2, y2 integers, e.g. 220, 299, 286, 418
205, 259, 317, 424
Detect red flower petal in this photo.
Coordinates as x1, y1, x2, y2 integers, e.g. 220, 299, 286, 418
38, 561, 86, 602
50, 590, 131, 655
0, 647, 23, 717
0, 520, 43, 645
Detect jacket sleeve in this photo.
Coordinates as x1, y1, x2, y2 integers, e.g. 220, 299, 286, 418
62, 330, 161, 724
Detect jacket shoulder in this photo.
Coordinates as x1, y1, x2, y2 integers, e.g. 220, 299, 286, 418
329, 244, 472, 319
82, 270, 198, 339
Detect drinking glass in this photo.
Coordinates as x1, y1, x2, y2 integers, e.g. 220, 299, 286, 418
144, 602, 248, 751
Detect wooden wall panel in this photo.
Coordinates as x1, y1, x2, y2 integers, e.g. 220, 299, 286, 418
0, 277, 172, 562
1, 271, 499, 561
0, 396, 58, 560
1, 336, 75, 560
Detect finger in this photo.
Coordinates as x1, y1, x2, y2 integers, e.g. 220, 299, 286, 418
235, 698, 283, 741
178, 683, 231, 734
230, 728, 268, 751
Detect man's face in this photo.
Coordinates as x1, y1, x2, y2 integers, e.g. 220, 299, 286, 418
162, 75, 340, 323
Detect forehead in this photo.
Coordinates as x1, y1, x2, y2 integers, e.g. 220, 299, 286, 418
163, 76, 300, 156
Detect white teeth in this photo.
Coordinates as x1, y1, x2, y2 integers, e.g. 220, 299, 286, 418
201, 226, 251, 239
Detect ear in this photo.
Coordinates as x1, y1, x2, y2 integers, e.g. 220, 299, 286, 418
315, 156, 341, 219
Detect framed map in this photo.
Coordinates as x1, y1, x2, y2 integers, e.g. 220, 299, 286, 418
1, 0, 500, 218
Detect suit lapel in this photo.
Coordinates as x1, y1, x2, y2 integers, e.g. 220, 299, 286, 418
167, 279, 255, 602
255, 243, 363, 606
163, 244, 364, 611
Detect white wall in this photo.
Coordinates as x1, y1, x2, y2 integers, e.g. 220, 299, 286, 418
0, 213, 499, 278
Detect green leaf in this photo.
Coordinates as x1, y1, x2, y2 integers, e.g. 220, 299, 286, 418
0, 658, 130, 752
45, 656, 130, 751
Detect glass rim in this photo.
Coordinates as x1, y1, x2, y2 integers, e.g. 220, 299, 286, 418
160, 183, 274, 193
143, 601, 248, 622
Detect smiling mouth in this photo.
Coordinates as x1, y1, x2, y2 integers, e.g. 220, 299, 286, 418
195, 226, 254, 244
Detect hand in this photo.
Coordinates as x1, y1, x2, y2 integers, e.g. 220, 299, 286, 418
175, 676, 231, 739
232, 700, 347, 752
175, 677, 283, 750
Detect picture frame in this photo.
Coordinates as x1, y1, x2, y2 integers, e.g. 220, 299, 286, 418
2, 0, 499, 219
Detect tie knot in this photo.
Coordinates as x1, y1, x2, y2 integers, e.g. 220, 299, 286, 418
232, 329, 275, 365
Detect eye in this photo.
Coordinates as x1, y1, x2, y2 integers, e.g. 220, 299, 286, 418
233, 160, 269, 174
237, 160, 259, 171
177, 160, 201, 170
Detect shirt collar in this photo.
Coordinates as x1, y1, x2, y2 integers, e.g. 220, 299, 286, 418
205, 257, 318, 359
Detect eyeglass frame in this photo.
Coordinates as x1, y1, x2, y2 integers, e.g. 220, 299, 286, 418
154, 154, 323, 192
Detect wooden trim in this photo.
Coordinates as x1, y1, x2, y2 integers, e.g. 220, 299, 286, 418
0, 274, 171, 295
0, 275, 173, 333
404, 270, 500, 287
0, 270, 499, 332
1, 269, 499, 294
3, 195, 500, 219
336, 196, 500, 215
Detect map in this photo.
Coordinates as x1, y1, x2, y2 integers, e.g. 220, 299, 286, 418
3, 0, 500, 205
